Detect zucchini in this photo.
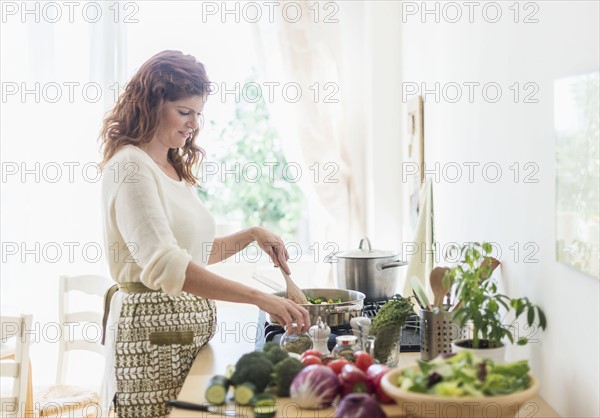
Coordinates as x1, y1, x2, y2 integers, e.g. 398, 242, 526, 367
234, 382, 257, 405
253, 393, 276, 418
252, 393, 276, 406
205, 375, 229, 405
254, 404, 277, 418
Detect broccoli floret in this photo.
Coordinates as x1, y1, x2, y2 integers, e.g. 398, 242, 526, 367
231, 352, 273, 392
272, 357, 305, 397
262, 342, 279, 353
235, 351, 268, 367
265, 347, 289, 365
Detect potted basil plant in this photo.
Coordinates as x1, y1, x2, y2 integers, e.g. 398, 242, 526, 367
445, 242, 547, 363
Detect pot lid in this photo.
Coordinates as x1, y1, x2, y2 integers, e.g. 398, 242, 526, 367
334, 237, 400, 259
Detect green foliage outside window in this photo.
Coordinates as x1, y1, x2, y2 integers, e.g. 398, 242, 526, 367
197, 74, 306, 242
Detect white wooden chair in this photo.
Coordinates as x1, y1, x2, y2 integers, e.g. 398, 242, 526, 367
1, 313, 33, 417
34, 274, 111, 418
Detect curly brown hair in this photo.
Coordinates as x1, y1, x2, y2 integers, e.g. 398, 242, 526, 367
99, 50, 210, 185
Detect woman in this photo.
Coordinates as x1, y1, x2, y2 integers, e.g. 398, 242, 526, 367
99, 50, 310, 418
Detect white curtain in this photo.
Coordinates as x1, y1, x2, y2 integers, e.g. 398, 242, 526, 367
0, 1, 127, 385
252, 1, 369, 269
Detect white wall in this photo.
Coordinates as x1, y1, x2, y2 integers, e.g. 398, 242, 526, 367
364, 2, 405, 251
368, 1, 599, 417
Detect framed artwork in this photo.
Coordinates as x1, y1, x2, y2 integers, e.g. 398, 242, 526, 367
554, 71, 599, 279
407, 96, 424, 229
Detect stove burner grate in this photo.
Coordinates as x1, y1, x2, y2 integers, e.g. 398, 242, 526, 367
362, 299, 389, 319
257, 297, 421, 352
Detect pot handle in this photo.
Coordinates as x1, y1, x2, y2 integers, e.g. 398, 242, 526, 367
380, 260, 408, 270
359, 237, 372, 251
324, 254, 338, 263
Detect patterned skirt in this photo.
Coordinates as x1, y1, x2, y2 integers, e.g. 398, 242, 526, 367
113, 291, 217, 418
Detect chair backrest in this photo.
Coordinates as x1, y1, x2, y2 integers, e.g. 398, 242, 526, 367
1, 313, 33, 416
56, 274, 111, 385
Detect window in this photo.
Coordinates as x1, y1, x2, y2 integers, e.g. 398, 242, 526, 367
198, 69, 309, 245
124, 3, 313, 252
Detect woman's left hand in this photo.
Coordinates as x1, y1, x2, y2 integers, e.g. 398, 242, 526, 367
251, 227, 291, 274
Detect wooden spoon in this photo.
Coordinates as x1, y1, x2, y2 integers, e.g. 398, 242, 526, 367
430, 267, 450, 309
280, 266, 308, 305
480, 257, 501, 280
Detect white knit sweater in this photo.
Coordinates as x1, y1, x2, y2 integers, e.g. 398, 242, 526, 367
101, 144, 215, 295
100, 145, 216, 413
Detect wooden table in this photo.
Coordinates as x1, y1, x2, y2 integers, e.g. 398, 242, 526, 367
170, 302, 560, 418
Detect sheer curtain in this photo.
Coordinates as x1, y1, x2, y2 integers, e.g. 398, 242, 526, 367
1, 0, 371, 384
252, 1, 370, 272
0, 2, 127, 384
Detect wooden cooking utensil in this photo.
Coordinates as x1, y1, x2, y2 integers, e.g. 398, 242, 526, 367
480, 256, 501, 280
430, 267, 450, 309
279, 266, 309, 305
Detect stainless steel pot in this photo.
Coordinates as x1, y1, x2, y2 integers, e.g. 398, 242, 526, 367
267, 288, 365, 327
326, 237, 407, 302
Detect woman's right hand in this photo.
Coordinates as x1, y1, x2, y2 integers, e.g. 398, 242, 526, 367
257, 293, 311, 333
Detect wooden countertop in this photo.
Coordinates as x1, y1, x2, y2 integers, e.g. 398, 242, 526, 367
170, 301, 560, 418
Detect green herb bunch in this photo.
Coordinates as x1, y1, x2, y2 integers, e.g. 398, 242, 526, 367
369, 294, 415, 363
370, 294, 415, 334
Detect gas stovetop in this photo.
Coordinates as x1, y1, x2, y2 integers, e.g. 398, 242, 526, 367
262, 322, 353, 352
254, 299, 421, 352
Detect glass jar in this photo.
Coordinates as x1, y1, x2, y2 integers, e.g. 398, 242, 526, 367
280, 323, 313, 354
370, 326, 402, 367
364, 335, 377, 358
332, 335, 360, 361
350, 316, 371, 350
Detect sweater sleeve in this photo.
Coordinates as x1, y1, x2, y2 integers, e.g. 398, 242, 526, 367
113, 164, 192, 296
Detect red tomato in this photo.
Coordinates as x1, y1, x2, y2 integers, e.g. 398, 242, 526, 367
366, 363, 390, 380
301, 355, 323, 366
327, 358, 350, 375
367, 363, 393, 403
301, 349, 323, 359
353, 351, 374, 372
339, 364, 373, 396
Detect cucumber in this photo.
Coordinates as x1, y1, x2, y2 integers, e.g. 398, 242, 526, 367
252, 393, 276, 406
234, 382, 257, 405
254, 404, 277, 418
205, 375, 229, 405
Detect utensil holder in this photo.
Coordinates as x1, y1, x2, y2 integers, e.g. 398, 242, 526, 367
419, 309, 463, 361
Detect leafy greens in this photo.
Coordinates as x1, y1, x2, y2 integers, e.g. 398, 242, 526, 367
396, 351, 532, 397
